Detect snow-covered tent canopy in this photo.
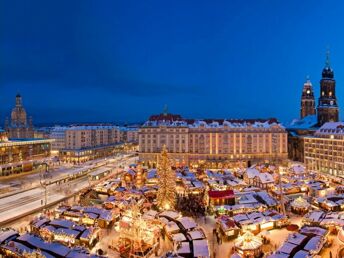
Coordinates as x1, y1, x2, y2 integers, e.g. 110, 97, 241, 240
291, 197, 310, 209
234, 231, 263, 251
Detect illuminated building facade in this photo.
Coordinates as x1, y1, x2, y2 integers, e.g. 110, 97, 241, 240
50, 125, 122, 163
304, 122, 344, 177
139, 113, 288, 167
0, 130, 53, 176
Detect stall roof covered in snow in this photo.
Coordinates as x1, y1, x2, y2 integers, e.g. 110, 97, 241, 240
293, 250, 310, 258
0, 229, 19, 244
208, 189, 234, 199
278, 242, 298, 254
192, 239, 210, 257
177, 217, 197, 230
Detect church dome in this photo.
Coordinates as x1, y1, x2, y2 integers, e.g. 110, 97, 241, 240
11, 107, 27, 127
10, 94, 28, 127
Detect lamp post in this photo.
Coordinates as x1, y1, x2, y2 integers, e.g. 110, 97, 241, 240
278, 166, 286, 216
40, 165, 48, 207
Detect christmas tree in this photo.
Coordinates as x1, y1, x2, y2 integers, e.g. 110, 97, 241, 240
157, 145, 176, 210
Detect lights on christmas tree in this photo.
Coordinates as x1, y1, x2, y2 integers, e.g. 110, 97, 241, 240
157, 145, 176, 210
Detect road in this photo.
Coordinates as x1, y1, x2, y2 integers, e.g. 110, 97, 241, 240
0, 154, 138, 225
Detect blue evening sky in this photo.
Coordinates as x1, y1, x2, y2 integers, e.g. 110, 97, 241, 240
1, 0, 344, 124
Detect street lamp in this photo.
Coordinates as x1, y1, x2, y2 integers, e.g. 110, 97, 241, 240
278, 166, 286, 216
40, 165, 48, 207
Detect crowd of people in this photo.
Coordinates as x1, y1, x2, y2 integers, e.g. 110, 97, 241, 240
176, 193, 206, 217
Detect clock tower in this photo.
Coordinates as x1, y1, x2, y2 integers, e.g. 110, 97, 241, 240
300, 77, 316, 119
317, 51, 339, 126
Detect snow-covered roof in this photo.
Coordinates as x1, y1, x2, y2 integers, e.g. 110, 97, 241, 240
278, 242, 298, 254
315, 122, 344, 136
159, 210, 180, 220
304, 211, 324, 222
287, 233, 307, 245
267, 254, 289, 258
291, 164, 306, 174
49, 219, 75, 229
0, 229, 18, 244
255, 191, 278, 206
234, 231, 262, 250
303, 236, 322, 252
172, 233, 187, 242
177, 217, 197, 230
165, 221, 180, 234
192, 239, 210, 257
187, 229, 205, 240
291, 197, 311, 209
299, 226, 327, 237
143, 114, 283, 130
258, 173, 274, 184
293, 250, 310, 258
176, 241, 191, 254
50, 124, 120, 132
17, 233, 71, 257
246, 168, 260, 179
288, 115, 317, 129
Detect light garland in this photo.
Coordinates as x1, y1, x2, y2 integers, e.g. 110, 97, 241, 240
157, 145, 176, 210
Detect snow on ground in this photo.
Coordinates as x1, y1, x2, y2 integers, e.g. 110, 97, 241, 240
0, 155, 136, 224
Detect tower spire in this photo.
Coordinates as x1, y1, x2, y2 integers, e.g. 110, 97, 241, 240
163, 104, 168, 116
15, 93, 22, 107
325, 48, 330, 67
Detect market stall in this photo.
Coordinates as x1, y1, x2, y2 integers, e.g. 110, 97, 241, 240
291, 197, 311, 215
234, 231, 263, 258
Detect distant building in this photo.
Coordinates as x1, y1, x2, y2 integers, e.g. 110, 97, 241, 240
119, 127, 139, 143
34, 127, 51, 139
300, 78, 316, 119
49, 126, 68, 151
0, 130, 53, 176
49, 125, 122, 163
304, 122, 344, 178
317, 51, 339, 126
287, 116, 318, 162
288, 51, 340, 162
139, 112, 288, 168
5, 94, 34, 139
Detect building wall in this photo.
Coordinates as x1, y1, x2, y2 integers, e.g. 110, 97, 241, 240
304, 136, 344, 177
49, 126, 121, 151
139, 121, 288, 167
126, 129, 139, 143
50, 128, 67, 150
304, 123, 344, 177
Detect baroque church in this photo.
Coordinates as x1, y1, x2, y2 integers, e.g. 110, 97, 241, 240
288, 51, 340, 161
300, 51, 339, 126
5, 94, 34, 139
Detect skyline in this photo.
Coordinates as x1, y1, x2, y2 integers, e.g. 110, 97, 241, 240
2, 1, 344, 124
